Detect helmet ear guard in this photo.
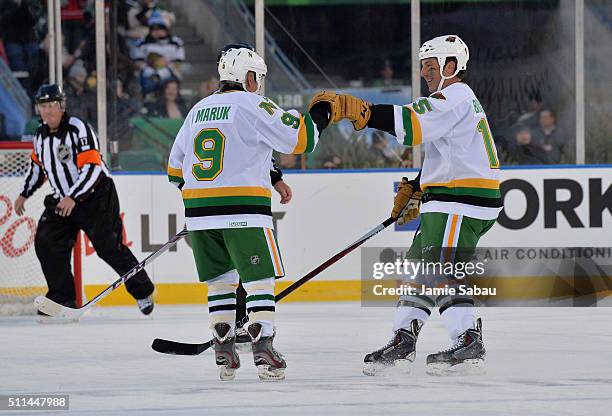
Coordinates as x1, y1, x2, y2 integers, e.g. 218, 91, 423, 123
418, 35, 469, 91
218, 47, 267, 95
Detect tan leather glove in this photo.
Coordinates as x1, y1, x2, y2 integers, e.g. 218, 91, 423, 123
391, 177, 422, 225
308, 91, 371, 130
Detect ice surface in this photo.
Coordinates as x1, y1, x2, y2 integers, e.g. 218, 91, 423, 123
2, 303, 611, 415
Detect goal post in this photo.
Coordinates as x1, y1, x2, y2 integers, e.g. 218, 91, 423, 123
0, 141, 83, 315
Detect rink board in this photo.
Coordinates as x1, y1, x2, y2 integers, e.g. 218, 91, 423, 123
2, 166, 611, 305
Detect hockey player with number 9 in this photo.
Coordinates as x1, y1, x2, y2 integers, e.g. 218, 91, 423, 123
167, 47, 329, 381
309, 35, 502, 375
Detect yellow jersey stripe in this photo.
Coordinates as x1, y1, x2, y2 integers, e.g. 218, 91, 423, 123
265, 228, 283, 276
443, 214, 460, 263
167, 166, 183, 178
292, 115, 308, 154
182, 186, 272, 199
410, 108, 423, 146
421, 178, 500, 190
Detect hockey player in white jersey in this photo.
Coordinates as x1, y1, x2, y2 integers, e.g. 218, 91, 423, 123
168, 47, 328, 381
309, 35, 501, 375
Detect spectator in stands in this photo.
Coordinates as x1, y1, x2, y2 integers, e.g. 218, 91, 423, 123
190, 76, 219, 107
370, 131, 397, 167
510, 126, 549, 165
322, 155, 343, 169
31, 33, 75, 90
63, 60, 96, 122
131, 11, 184, 77
278, 153, 299, 170
108, 78, 141, 147
71, 4, 138, 95
0, 0, 40, 94
145, 78, 186, 119
515, 90, 543, 129
139, 51, 178, 98
61, 0, 88, 54
125, 0, 175, 55
537, 109, 566, 164
372, 59, 401, 87
399, 147, 413, 168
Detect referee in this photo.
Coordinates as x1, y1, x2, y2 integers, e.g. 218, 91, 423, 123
14, 84, 155, 316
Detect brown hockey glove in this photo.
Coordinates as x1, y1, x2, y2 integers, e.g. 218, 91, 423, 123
337, 94, 372, 131
397, 190, 422, 226
308, 91, 340, 126
391, 177, 423, 225
308, 91, 372, 130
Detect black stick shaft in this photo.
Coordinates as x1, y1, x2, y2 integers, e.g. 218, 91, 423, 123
276, 217, 395, 301
83, 228, 188, 309
178, 217, 396, 348
153, 218, 395, 355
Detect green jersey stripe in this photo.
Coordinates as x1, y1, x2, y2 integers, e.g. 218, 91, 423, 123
425, 186, 501, 199
168, 175, 184, 184
402, 107, 414, 146
208, 292, 237, 302
304, 112, 316, 153
246, 294, 276, 302
183, 195, 271, 208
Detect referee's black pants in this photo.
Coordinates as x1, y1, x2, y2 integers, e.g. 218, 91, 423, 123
35, 177, 154, 304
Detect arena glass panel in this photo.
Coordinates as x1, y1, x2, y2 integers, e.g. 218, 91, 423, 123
584, 0, 612, 164
421, 0, 577, 167
262, 1, 414, 170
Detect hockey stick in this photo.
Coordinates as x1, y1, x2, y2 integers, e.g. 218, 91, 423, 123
151, 216, 396, 355
34, 228, 189, 320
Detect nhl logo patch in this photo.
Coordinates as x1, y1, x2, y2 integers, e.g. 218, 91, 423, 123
250, 255, 260, 265
57, 144, 72, 163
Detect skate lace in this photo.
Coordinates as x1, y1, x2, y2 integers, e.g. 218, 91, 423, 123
440, 334, 466, 354
375, 332, 401, 353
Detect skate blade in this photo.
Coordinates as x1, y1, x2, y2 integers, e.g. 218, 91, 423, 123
219, 366, 237, 381
256, 365, 285, 381
363, 359, 413, 376
426, 359, 485, 376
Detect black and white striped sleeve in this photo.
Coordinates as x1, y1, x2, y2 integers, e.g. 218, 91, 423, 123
67, 118, 105, 200
20, 156, 45, 198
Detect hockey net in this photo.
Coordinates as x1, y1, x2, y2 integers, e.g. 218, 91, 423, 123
0, 141, 81, 315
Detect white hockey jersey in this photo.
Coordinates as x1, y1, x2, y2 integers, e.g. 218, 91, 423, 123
168, 90, 319, 230
391, 82, 502, 219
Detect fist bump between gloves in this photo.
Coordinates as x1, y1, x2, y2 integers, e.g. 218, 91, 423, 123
308, 91, 372, 131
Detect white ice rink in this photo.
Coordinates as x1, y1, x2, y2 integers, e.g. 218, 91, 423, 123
3, 303, 612, 415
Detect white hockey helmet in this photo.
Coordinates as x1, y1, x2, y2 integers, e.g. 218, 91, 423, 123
218, 47, 267, 95
419, 35, 469, 91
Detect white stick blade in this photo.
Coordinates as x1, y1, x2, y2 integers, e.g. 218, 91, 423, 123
34, 296, 81, 320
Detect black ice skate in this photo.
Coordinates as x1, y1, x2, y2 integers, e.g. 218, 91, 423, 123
213, 323, 240, 381
136, 295, 154, 315
363, 319, 423, 376
426, 318, 486, 376
248, 323, 286, 381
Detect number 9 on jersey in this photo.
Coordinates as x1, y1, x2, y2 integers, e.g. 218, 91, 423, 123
192, 128, 226, 181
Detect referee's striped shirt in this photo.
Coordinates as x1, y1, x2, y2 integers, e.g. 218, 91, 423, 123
21, 115, 110, 201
